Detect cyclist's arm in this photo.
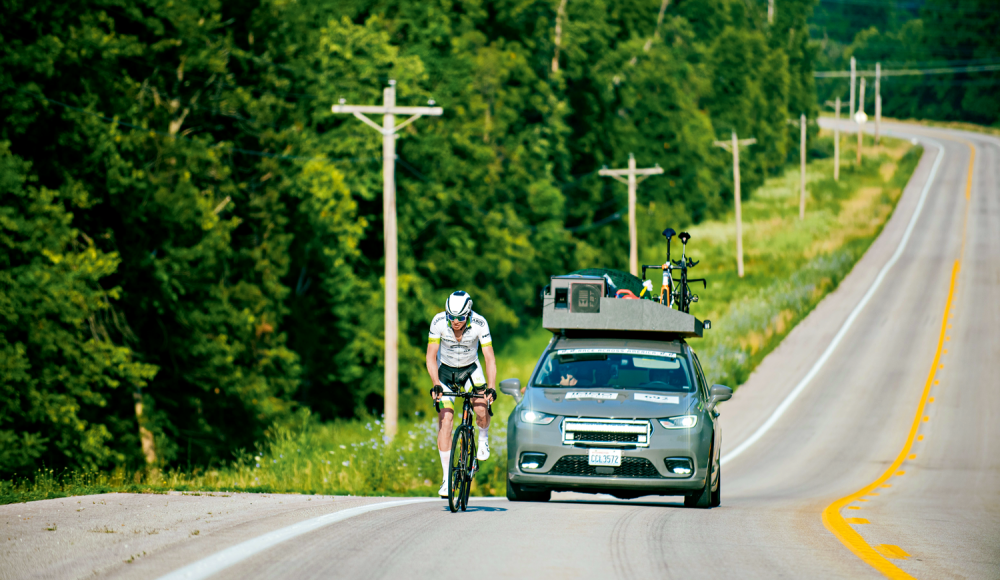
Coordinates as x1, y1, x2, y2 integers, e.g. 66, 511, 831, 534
482, 344, 497, 394
426, 342, 441, 387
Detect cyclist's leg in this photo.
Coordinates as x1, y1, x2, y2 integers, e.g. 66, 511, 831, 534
436, 363, 463, 448
469, 361, 490, 430
437, 406, 454, 450
468, 361, 492, 462
436, 364, 461, 493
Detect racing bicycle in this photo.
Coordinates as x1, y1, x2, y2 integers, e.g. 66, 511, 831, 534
641, 228, 707, 313
434, 380, 493, 513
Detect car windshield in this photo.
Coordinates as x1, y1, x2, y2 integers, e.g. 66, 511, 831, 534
533, 348, 695, 392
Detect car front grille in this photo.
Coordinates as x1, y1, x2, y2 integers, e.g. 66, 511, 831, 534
548, 455, 663, 478
576, 432, 639, 443
563, 418, 651, 447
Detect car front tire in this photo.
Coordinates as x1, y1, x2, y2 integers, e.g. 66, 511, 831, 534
685, 440, 714, 509
710, 468, 721, 507
506, 481, 551, 502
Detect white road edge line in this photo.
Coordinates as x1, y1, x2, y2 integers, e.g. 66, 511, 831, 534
156, 498, 441, 580
721, 130, 946, 466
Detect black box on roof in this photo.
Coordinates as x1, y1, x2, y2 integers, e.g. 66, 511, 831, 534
543, 275, 703, 338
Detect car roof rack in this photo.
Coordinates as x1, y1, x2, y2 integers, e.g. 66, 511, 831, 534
542, 273, 704, 339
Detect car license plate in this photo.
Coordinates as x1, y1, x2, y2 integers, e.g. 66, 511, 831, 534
588, 448, 622, 467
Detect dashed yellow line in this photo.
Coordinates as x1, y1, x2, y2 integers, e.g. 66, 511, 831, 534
821, 135, 976, 578
821, 261, 958, 579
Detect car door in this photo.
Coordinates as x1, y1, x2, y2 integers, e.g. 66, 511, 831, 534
690, 350, 721, 486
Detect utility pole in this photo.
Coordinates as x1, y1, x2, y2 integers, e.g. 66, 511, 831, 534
875, 62, 882, 145
599, 154, 663, 276
552, 0, 568, 73
833, 97, 841, 181
799, 113, 807, 219
856, 77, 867, 166
825, 97, 843, 180
331, 81, 443, 440
787, 115, 809, 219
849, 57, 857, 121
713, 132, 756, 278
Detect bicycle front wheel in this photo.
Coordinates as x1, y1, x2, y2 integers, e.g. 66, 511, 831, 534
448, 428, 470, 513
460, 431, 475, 511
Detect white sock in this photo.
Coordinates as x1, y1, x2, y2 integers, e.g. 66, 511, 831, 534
478, 426, 489, 442
439, 450, 450, 480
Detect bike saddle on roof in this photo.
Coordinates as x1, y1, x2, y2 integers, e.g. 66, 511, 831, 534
662, 228, 676, 239
678, 231, 691, 244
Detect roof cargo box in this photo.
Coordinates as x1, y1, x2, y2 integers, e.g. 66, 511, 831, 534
543, 274, 704, 338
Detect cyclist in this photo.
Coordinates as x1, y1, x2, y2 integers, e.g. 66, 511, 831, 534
427, 290, 497, 498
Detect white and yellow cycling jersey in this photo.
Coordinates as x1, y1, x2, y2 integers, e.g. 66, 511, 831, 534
428, 311, 492, 368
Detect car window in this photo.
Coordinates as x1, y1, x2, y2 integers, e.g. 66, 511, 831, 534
533, 348, 695, 392
690, 351, 709, 400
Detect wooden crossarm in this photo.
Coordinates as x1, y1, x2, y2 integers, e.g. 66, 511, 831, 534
332, 105, 443, 116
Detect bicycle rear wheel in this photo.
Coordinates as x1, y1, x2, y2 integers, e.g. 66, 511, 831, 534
448, 428, 470, 513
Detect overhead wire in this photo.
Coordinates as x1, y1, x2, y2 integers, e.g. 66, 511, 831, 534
814, 63, 1000, 77
815, 0, 995, 14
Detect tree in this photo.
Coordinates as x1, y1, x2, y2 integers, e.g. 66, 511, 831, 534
0, 143, 157, 474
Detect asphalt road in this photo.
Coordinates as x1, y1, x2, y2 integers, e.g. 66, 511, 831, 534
2, 121, 997, 580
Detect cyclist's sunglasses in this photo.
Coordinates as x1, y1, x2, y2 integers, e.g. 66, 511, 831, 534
446, 313, 468, 322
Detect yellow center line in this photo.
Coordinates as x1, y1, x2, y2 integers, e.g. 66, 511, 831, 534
821, 133, 976, 578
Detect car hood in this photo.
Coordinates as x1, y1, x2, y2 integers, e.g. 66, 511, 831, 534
521, 387, 698, 419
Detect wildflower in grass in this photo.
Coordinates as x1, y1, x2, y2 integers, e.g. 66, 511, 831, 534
342, 461, 349, 467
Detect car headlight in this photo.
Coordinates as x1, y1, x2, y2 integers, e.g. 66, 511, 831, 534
658, 415, 698, 429
520, 409, 556, 425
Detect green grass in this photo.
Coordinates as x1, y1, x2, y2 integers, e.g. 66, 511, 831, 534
0, 134, 921, 505
692, 134, 921, 387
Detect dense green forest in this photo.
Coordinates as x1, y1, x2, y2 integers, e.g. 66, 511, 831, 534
811, 0, 1000, 125
1, 0, 818, 474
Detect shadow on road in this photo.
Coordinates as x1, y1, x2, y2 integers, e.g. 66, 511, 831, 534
441, 505, 509, 512
548, 492, 689, 509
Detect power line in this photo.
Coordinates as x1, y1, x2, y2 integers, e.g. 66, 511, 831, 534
815, 0, 994, 14
815, 63, 1000, 77
863, 56, 1000, 68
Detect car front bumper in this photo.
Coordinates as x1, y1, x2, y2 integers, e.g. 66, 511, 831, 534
507, 413, 713, 494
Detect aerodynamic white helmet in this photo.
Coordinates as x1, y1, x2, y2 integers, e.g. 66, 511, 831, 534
445, 290, 473, 321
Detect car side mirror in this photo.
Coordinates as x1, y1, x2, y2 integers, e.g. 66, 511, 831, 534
708, 384, 732, 410
500, 378, 523, 404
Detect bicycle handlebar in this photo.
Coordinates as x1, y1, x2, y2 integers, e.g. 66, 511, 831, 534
432, 388, 494, 416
